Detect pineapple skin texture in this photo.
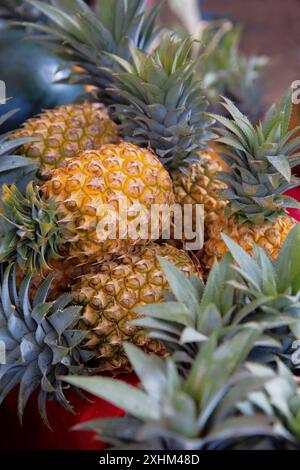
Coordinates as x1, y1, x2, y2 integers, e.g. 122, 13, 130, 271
203, 214, 295, 270
16, 257, 84, 301
74, 243, 201, 373
12, 102, 120, 178
41, 143, 175, 262
172, 152, 226, 237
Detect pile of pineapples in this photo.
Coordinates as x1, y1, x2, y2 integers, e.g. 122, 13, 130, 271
0, 0, 300, 443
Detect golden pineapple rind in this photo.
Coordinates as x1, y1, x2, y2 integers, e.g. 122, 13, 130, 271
74, 243, 201, 373
173, 153, 226, 238
12, 102, 120, 178
41, 142, 175, 262
203, 214, 295, 271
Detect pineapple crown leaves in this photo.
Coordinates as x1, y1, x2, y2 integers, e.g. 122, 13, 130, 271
133, 254, 291, 366
133, 254, 235, 360
0, 264, 94, 428
23, 0, 162, 105
134, 227, 300, 368
221, 224, 300, 348
239, 361, 300, 447
211, 90, 300, 223
0, 109, 38, 193
108, 34, 214, 172
64, 338, 281, 450
0, 182, 65, 272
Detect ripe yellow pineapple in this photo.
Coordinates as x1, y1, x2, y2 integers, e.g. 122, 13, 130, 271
205, 215, 293, 270
73, 242, 201, 372
11, 102, 120, 179
173, 152, 227, 236
0, 240, 200, 423
27, 9, 224, 244
203, 94, 300, 270
105, 35, 225, 242
0, 142, 175, 271
23, 5, 229, 246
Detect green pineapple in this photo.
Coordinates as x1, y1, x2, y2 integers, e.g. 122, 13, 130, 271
201, 23, 268, 123
26, 0, 161, 105
0, 264, 95, 427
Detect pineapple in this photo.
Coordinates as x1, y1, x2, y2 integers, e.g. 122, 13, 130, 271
203, 93, 300, 270
172, 153, 227, 235
136, 224, 300, 365
63, 229, 300, 449
11, 102, 120, 179
2, 0, 161, 183
27, 6, 224, 241
0, 142, 175, 271
73, 242, 201, 373
106, 34, 223, 239
0, 264, 95, 427
4, 1, 159, 182
0, 242, 199, 423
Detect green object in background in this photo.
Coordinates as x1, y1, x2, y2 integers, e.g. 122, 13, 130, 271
0, 29, 83, 132
201, 23, 269, 123
0, 0, 48, 21
26, 0, 161, 106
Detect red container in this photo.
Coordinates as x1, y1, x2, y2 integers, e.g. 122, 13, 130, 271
286, 186, 300, 221
0, 375, 138, 450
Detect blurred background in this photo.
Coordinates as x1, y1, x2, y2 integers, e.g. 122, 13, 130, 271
149, 0, 300, 107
